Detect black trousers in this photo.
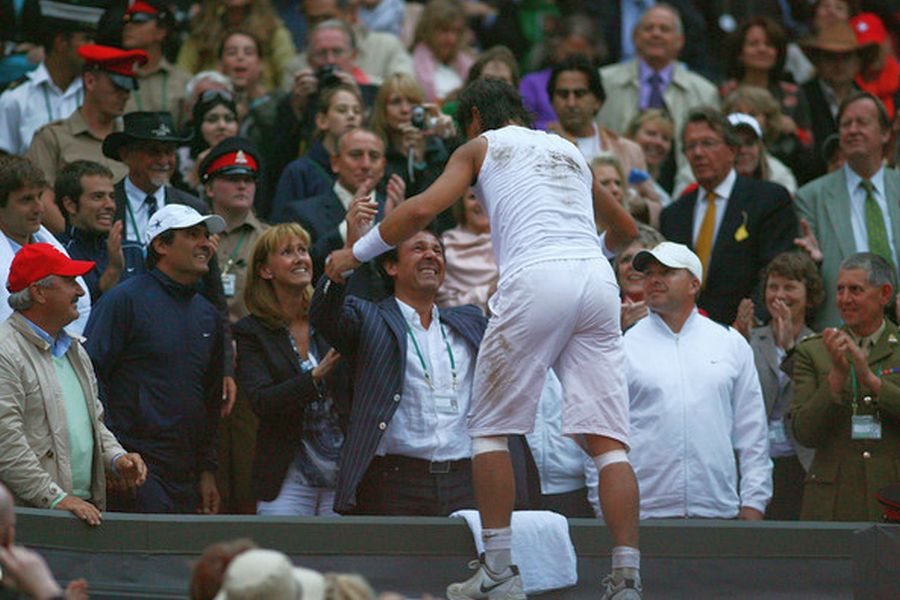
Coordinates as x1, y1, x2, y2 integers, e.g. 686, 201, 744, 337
765, 455, 806, 521
353, 455, 476, 516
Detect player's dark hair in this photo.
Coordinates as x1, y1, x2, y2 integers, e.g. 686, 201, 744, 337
457, 79, 533, 134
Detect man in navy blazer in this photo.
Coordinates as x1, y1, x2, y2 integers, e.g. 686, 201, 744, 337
660, 107, 798, 325
310, 228, 488, 515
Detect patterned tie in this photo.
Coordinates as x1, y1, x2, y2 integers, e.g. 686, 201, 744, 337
647, 72, 666, 109
861, 180, 893, 265
144, 193, 158, 217
695, 191, 717, 282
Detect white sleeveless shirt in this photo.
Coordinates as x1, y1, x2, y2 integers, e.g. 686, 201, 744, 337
472, 126, 605, 279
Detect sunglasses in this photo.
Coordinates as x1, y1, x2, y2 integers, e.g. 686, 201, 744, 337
123, 12, 157, 25
199, 88, 235, 104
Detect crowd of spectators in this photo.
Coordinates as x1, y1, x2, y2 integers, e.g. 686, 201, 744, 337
0, 1, 899, 594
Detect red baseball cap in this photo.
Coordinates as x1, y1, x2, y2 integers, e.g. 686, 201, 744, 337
850, 13, 886, 47
7, 244, 95, 293
78, 44, 148, 90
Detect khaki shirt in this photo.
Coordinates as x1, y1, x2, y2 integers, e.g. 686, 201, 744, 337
26, 108, 128, 186
125, 59, 192, 125
216, 210, 268, 323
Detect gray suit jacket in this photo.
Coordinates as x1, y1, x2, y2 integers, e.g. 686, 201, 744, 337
750, 324, 816, 470
793, 166, 900, 329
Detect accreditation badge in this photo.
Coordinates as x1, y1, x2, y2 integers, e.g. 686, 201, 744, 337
433, 389, 458, 415
851, 415, 882, 440
221, 273, 236, 297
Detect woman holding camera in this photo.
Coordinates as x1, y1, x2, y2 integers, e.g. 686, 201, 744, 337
370, 73, 456, 229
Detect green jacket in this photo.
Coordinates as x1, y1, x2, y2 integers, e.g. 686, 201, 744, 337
790, 321, 900, 521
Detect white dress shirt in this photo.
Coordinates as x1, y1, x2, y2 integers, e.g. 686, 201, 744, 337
124, 177, 166, 244
844, 165, 896, 258
376, 299, 475, 461
623, 309, 772, 518
691, 168, 736, 248
0, 63, 83, 155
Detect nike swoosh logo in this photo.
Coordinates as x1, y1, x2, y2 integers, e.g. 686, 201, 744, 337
202, 333, 211, 338
479, 579, 507, 594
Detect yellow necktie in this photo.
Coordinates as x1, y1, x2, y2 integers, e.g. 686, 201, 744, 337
695, 191, 717, 281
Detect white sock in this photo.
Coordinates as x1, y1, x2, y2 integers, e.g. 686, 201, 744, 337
482, 527, 513, 576
611, 545, 641, 581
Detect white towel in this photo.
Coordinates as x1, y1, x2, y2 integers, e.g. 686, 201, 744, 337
450, 509, 578, 594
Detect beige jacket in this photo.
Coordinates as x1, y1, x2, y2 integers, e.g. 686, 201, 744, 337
0, 313, 125, 509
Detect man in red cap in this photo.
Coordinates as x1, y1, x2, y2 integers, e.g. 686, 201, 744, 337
0, 243, 147, 524
851, 12, 899, 119
26, 43, 148, 233
121, 1, 192, 123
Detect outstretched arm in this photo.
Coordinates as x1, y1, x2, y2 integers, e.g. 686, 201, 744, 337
325, 139, 483, 280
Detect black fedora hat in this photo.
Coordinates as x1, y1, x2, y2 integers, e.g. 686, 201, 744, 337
102, 111, 190, 161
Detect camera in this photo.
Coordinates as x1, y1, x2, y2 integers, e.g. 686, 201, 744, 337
314, 64, 341, 91
411, 105, 438, 131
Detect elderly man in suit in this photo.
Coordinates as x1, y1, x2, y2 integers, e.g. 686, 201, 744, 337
596, 4, 718, 173
790, 252, 900, 521
310, 228, 487, 516
660, 107, 798, 325
793, 91, 899, 330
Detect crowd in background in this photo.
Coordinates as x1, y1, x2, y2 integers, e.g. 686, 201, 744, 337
0, 0, 899, 595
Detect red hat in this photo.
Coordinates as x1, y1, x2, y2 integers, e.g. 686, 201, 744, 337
850, 13, 886, 47
78, 44, 148, 90
7, 244, 95, 293
199, 137, 260, 181
126, 1, 160, 15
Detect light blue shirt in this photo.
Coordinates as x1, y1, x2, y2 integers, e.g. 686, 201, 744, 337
21, 314, 72, 358
124, 177, 166, 244
844, 164, 895, 258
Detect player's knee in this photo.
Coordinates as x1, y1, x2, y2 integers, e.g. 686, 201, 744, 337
472, 436, 509, 456
592, 449, 629, 473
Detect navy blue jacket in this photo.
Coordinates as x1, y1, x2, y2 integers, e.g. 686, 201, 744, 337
269, 138, 334, 222
84, 269, 224, 480
309, 276, 488, 513
57, 226, 144, 304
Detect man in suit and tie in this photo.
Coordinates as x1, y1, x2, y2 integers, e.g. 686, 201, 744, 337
793, 91, 899, 330
310, 228, 487, 516
659, 107, 797, 325
283, 126, 404, 297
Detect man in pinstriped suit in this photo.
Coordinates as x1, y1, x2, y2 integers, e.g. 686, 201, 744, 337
310, 228, 488, 515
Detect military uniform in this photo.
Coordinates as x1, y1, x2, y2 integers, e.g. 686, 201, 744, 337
0, 63, 83, 155
217, 210, 267, 323
791, 322, 900, 521
26, 108, 128, 185
124, 59, 191, 125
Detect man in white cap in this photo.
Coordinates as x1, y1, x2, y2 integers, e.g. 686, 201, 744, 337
84, 204, 226, 514
623, 241, 772, 520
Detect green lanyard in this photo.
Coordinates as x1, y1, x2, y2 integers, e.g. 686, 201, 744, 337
849, 361, 884, 416
123, 198, 143, 243
404, 318, 457, 390
221, 229, 248, 275
42, 85, 83, 121
134, 70, 168, 112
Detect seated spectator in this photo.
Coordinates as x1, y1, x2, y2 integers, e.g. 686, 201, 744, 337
357, 0, 404, 37
850, 13, 898, 119
726, 113, 797, 195
121, 1, 192, 124
0, 244, 147, 523
234, 224, 343, 515
369, 73, 454, 210
547, 54, 647, 176
625, 109, 675, 205
750, 252, 824, 520
620, 242, 772, 519
55, 160, 134, 304
190, 538, 257, 600
176, 0, 296, 91
435, 189, 494, 313
411, 0, 472, 103
281, 127, 405, 299
613, 223, 665, 332
722, 85, 816, 186
179, 70, 235, 131
660, 107, 797, 326
84, 204, 226, 514
310, 228, 486, 516
178, 90, 240, 194
270, 83, 363, 222
0, 156, 92, 334
519, 13, 606, 131
719, 16, 814, 173
790, 252, 900, 521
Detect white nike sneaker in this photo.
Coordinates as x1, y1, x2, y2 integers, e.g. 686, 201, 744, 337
446, 554, 527, 600
599, 574, 643, 599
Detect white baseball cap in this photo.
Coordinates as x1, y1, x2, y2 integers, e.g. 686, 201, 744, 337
727, 112, 763, 139
144, 204, 226, 245
633, 241, 703, 284
213, 549, 326, 600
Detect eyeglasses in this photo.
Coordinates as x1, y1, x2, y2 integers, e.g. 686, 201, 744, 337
684, 139, 724, 154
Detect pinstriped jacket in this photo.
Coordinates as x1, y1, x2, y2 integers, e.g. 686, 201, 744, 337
309, 276, 488, 514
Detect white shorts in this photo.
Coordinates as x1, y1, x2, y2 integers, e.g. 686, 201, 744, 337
468, 259, 629, 447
